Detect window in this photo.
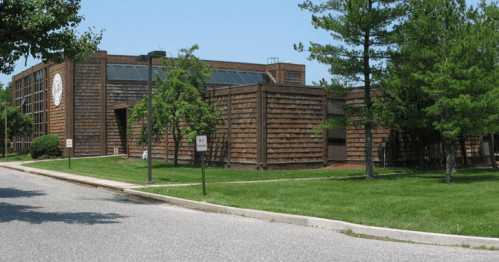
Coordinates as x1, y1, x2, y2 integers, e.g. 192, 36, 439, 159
23, 76, 32, 114
34, 70, 44, 137
15, 81, 22, 108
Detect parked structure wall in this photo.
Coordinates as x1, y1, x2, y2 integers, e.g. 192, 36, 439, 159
12, 51, 492, 169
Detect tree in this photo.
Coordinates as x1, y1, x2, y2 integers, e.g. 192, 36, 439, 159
385, 0, 499, 182
296, 0, 403, 179
0, 0, 103, 74
128, 45, 224, 166
0, 82, 13, 103
0, 104, 33, 156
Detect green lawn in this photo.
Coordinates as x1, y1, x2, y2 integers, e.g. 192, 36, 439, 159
23, 156, 414, 185
1, 153, 33, 162
140, 169, 499, 238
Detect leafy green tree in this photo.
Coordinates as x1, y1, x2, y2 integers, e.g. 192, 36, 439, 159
0, 82, 13, 103
0, 0, 103, 74
386, 0, 499, 182
0, 104, 33, 156
296, 0, 403, 179
128, 45, 224, 166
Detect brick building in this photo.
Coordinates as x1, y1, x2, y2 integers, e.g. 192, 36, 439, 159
11, 51, 493, 169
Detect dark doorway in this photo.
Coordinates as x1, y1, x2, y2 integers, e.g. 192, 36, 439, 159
114, 109, 127, 155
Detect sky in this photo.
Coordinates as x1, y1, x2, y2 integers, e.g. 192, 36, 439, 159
0, 0, 485, 87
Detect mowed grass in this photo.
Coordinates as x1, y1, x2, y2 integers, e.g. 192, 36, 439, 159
1, 153, 33, 162
23, 156, 414, 185
140, 168, 499, 238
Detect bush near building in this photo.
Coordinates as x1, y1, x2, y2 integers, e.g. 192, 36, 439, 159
30, 135, 62, 159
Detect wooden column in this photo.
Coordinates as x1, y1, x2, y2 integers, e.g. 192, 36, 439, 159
323, 93, 328, 167
227, 87, 232, 168
256, 84, 263, 170
65, 61, 74, 157
100, 58, 107, 155
261, 86, 267, 170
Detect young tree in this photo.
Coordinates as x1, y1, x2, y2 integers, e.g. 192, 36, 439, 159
0, 82, 13, 103
128, 45, 224, 166
0, 0, 103, 74
296, 0, 403, 179
0, 104, 33, 156
386, 0, 499, 182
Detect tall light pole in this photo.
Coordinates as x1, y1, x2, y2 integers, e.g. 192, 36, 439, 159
135, 50, 166, 184
2, 102, 8, 162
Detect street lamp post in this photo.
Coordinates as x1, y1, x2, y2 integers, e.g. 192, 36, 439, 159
135, 50, 166, 184
2, 102, 8, 162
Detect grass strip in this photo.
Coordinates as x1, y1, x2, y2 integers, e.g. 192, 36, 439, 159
139, 168, 499, 238
23, 156, 415, 185
0, 153, 33, 162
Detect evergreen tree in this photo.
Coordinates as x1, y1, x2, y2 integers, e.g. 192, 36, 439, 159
385, 0, 499, 182
296, 0, 403, 179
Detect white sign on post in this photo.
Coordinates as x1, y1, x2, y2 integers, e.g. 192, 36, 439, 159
66, 139, 73, 148
196, 135, 207, 152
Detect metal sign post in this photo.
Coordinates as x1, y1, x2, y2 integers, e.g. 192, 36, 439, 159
196, 135, 208, 195
66, 139, 73, 169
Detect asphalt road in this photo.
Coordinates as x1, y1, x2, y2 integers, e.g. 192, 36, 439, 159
1, 167, 498, 262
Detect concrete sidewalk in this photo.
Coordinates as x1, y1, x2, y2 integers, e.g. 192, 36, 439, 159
1, 160, 499, 249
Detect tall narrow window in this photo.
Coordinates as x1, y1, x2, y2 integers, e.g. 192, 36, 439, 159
34, 70, 44, 138
23, 75, 32, 148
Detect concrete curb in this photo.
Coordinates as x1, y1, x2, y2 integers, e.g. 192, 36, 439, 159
3, 161, 499, 248
125, 189, 499, 248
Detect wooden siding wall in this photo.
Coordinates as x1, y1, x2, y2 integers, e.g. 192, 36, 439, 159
265, 92, 324, 167
229, 91, 258, 164
73, 61, 102, 156
204, 92, 229, 165
344, 93, 390, 164
49, 62, 67, 153
107, 82, 149, 155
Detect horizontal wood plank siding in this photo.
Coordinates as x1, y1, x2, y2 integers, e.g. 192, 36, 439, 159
49, 62, 67, 153
73, 62, 101, 156
265, 92, 324, 164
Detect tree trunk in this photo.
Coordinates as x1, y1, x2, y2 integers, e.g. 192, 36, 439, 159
363, 2, 374, 180
486, 133, 498, 170
418, 138, 425, 168
444, 138, 456, 184
174, 141, 179, 166
365, 124, 374, 180
459, 135, 469, 167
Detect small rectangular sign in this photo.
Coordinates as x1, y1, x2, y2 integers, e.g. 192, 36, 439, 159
66, 139, 73, 148
196, 135, 207, 152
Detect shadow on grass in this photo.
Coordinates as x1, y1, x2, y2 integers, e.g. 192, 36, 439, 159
336, 168, 499, 184
0, 203, 126, 224
130, 162, 202, 170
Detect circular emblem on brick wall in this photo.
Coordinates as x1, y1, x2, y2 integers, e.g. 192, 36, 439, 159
52, 73, 63, 107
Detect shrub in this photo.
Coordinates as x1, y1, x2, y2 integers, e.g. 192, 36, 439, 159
30, 135, 62, 159
17, 148, 31, 155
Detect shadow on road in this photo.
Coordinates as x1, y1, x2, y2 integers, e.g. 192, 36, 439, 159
0, 203, 126, 225
0, 188, 45, 198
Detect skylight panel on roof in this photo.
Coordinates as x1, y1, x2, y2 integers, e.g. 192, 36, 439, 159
106, 65, 119, 80
248, 72, 264, 83
112, 65, 131, 80
217, 70, 237, 84
227, 71, 246, 85
124, 65, 142, 80
238, 72, 255, 84
135, 65, 148, 80
210, 71, 225, 83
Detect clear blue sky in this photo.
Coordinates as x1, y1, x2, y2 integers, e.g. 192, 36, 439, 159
0, 0, 484, 87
